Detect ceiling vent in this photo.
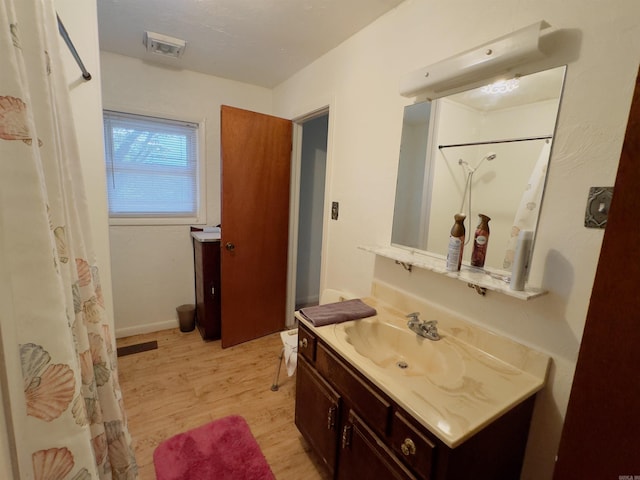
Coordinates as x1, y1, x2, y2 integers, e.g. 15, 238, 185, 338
143, 31, 186, 58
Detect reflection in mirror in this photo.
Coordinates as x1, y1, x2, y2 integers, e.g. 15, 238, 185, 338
391, 66, 566, 274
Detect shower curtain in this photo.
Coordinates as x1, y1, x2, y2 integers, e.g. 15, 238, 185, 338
503, 140, 551, 269
0, 0, 137, 478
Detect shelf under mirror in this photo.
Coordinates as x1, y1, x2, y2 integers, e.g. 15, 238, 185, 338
360, 245, 547, 301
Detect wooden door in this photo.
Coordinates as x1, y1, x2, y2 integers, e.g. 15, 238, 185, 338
220, 105, 292, 347
553, 69, 640, 477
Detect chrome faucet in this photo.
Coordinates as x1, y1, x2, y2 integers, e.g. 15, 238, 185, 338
406, 312, 440, 341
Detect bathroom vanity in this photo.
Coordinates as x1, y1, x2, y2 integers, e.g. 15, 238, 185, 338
294, 284, 549, 479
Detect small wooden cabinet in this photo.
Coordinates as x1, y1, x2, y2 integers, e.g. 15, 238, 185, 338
295, 322, 536, 480
193, 237, 221, 340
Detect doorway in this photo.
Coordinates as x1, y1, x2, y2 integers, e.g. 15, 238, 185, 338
292, 112, 329, 312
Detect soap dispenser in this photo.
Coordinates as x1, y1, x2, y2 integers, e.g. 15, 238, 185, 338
471, 214, 491, 268
446, 213, 466, 272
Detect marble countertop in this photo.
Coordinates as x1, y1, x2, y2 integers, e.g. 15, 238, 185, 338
296, 294, 549, 448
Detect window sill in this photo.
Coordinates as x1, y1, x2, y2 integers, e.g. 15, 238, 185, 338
109, 216, 203, 226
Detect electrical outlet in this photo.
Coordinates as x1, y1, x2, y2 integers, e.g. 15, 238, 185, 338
331, 201, 339, 220
585, 186, 613, 228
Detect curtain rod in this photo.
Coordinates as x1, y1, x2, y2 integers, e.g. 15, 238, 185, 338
56, 14, 91, 81
438, 135, 552, 150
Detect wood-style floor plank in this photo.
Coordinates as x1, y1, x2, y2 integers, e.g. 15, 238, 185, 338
116, 328, 330, 480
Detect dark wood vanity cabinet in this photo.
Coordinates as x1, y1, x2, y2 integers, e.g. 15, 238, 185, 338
193, 238, 221, 340
295, 358, 341, 476
295, 322, 536, 480
296, 356, 413, 480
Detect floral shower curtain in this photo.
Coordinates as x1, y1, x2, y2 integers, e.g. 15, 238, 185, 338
503, 140, 551, 269
0, 0, 137, 478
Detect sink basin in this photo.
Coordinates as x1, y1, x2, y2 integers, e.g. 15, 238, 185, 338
336, 318, 465, 388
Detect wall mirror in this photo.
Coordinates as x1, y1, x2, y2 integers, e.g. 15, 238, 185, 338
391, 65, 566, 274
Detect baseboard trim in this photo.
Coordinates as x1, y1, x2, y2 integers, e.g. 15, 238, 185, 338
115, 319, 177, 339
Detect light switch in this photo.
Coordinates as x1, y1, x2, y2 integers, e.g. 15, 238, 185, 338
584, 186, 613, 228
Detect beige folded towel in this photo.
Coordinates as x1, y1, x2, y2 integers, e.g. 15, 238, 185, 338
299, 299, 376, 327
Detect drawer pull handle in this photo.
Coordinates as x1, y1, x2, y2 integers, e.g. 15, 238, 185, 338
327, 406, 336, 430
299, 338, 308, 349
341, 425, 352, 449
401, 438, 416, 456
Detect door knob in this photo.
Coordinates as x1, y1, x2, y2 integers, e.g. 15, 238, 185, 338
225, 242, 235, 251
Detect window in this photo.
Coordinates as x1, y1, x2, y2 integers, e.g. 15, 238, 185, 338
103, 110, 202, 222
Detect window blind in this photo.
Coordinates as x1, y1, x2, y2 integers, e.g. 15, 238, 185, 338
103, 110, 199, 218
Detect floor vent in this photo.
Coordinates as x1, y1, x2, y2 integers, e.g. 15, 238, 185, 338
117, 340, 158, 357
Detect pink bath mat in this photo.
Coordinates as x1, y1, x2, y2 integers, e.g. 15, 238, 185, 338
153, 415, 275, 480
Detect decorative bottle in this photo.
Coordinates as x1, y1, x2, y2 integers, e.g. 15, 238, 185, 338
471, 214, 491, 268
446, 213, 466, 272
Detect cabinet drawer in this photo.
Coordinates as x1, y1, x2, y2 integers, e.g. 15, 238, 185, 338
297, 325, 317, 363
316, 343, 391, 439
339, 410, 416, 480
391, 412, 435, 480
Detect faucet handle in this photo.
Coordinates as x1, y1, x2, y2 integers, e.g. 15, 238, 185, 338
421, 320, 441, 340
405, 312, 420, 322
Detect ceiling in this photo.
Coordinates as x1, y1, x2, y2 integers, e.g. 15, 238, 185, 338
97, 0, 405, 88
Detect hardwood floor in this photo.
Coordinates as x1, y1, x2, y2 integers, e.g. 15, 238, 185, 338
116, 328, 330, 479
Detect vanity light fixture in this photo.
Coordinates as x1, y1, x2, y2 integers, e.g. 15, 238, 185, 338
399, 20, 550, 98
481, 77, 520, 95
143, 31, 187, 58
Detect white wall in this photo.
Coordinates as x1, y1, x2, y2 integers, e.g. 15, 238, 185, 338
100, 52, 273, 337
56, 0, 114, 323
273, 1, 640, 478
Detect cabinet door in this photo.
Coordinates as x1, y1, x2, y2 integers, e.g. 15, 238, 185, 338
194, 240, 207, 335
295, 357, 341, 475
193, 240, 221, 340
205, 241, 221, 339
339, 410, 417, 480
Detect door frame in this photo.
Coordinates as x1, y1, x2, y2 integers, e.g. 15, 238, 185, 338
286, 101, 335, 327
